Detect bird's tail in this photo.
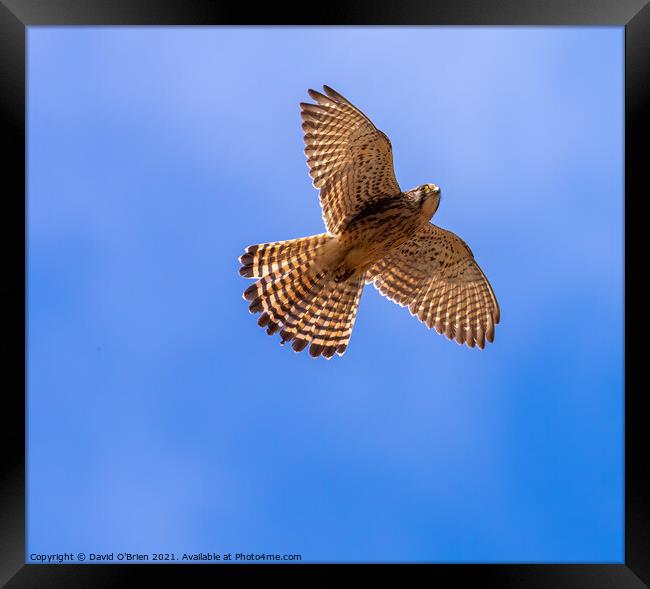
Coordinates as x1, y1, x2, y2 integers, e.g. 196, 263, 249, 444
239, 234, 365, 358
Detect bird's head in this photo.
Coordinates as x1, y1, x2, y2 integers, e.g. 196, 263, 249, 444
417, 183, 441, 219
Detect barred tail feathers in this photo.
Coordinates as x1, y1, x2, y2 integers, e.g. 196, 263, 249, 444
239, 233, 330, 278
240, 234, 364, 358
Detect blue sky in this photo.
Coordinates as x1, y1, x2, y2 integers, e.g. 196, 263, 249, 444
27, 27, 623, 563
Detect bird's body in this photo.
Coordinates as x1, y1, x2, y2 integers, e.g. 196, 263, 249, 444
240, 86, 500, 358
321, 187, 436, 282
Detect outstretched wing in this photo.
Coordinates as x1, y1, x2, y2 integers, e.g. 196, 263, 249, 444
300, 85, 401, 235
367, 224, 500, 349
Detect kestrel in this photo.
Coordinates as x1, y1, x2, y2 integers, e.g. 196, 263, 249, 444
239, 85, 500, 358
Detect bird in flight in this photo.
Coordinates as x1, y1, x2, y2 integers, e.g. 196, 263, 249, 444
239, 85, 500, 359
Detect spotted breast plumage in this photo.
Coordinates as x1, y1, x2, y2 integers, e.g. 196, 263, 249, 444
239, 85, 500, 358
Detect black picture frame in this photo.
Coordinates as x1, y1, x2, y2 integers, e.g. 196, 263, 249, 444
1, 1, 647, 586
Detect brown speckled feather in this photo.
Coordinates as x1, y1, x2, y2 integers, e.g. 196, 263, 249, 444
302, 273, 365, 358
301, 85, 401, 235
240, 233, 364, 358
368, 224, 500, 349
239, 233, 330, 278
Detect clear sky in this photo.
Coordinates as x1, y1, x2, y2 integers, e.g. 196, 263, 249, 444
27, 26, 623, 563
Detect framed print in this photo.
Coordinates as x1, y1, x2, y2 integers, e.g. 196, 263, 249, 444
1, 1, 648, 586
